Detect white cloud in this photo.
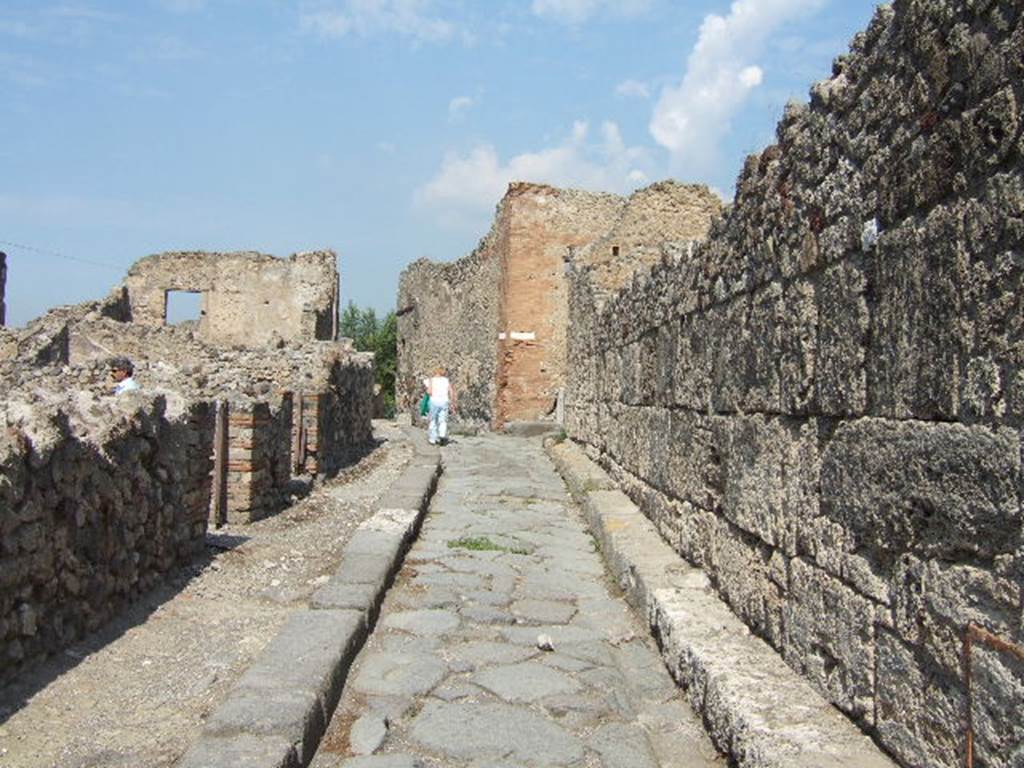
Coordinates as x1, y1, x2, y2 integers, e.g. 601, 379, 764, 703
300, 0, 455, 44
416, 120, 652, 223
615, 79, 649, 99
448, 95, 474, 121
650, 0, 823, 176
531, 0, 650, 25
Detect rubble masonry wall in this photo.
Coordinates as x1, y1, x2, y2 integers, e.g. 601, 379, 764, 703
0, 395, 214, 685
566, 2, 1023, 767
397, 213, 506, 426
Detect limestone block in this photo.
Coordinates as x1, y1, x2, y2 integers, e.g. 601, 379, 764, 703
891, 555, 1019, 677
780, 278, 817, 415
664, 410, 722, 513
716, 414, 819, 557
672, 499, 720, 573
638, 331, 659, 405
706, 517, 786, 648
798, 515, 890, 606
820, 418, 1020, 564
875, 629, 964, 768
653, 321, 676, 408
970, 642, 1024, 768
672, 313, 712, 412
816, 260, 868, 416
869, 216, 963, 420
636, 407, 670, 492
620, 342, 641, 406
783, 558, 877, 722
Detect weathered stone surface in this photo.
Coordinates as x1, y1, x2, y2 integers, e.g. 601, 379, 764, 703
350, 652, 447, 698
820, 419, 1020, 564
783, 558, 876, 722
472, 660, 582, 703
177, 733, 299, 768
348, 713, 388, 756
408, 701, 584, 765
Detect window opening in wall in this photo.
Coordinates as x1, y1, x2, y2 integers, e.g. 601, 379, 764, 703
165, 290, 204, 326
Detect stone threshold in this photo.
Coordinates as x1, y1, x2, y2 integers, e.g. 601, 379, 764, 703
176, 428, 442, 768
546, 438, 898, 768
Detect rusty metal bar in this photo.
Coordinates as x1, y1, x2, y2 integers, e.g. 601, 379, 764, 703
294, 391, 308, 473
963, 622, 1024, 768
292, 391, 304, 473
212, 399, 228, 527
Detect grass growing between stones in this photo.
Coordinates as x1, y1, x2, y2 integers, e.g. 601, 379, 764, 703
447, 536, 532, 555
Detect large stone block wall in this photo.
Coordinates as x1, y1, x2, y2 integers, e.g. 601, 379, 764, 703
0, 395, 214, 684
566, 2, 1023, 767
123, 251, 339, 347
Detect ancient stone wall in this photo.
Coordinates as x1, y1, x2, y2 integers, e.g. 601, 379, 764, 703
566, 2, 1023, 766
397, 214, 506, 427
1, 247, 376, 676
397, 181, 719, 428
0, 390, 214, 685
123, 250, 339, 347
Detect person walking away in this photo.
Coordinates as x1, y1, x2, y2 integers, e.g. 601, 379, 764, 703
427, 367, 456, 445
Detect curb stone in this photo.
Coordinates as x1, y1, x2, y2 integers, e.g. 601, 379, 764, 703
545, 438, 898, 768
177, 428, 441, 768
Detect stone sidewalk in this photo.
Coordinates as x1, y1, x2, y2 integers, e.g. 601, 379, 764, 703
311, 434, 724, 768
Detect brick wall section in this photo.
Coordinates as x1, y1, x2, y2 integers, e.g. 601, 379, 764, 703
565, 3, 1024, 767
223, 398, 293, 524
496, 184, 624, 424
0, 395, 214, 685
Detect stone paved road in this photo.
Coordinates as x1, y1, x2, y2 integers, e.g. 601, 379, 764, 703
312, 434, 724, 768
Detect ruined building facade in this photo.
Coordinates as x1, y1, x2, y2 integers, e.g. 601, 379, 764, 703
0, 250, 375, 684
123, 250, 340, 347
396, 181, 721, 427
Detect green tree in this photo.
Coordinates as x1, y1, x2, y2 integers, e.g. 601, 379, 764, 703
340, 301, 397, 417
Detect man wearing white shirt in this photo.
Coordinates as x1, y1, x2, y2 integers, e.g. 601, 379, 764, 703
111, 358, 140, 395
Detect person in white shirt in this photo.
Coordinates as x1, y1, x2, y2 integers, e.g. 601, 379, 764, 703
426, 366, 456, 445
110, 357, 140, 395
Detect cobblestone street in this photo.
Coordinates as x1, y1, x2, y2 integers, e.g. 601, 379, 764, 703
312, 434, 724, 768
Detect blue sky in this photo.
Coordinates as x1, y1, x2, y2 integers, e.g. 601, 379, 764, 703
0, 0, 880, 327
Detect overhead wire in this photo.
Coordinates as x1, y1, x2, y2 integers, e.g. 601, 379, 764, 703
0, 239, 124, 271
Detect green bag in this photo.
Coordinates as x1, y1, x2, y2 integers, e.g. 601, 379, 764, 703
419, 393, 430, 417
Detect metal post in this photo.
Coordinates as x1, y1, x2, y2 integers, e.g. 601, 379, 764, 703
212, 400, 228, 526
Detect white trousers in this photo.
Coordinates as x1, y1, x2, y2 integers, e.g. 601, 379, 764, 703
428, 402, 449, 443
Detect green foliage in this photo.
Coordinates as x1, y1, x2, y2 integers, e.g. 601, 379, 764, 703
340, 301, 397, 417
446, 536, 532, 555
